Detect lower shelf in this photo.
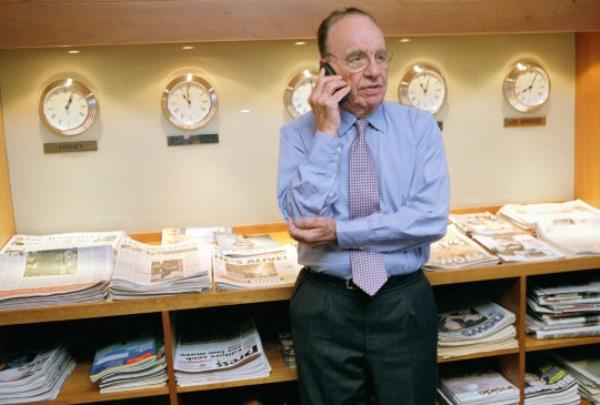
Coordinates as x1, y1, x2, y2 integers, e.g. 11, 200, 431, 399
37, 361, 170, 405
177, 343, 298, 393
525, 335, 600, 352
437, 347, 519, 363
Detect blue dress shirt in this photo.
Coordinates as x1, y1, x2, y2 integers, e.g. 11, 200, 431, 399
277, 102, 450, 279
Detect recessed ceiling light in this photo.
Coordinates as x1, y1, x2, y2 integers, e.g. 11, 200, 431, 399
182, 45, 195, 50
399, 38, 411, 43
294, 41, 306, 46
240, 109, 251, 113
67, 50, 80, 54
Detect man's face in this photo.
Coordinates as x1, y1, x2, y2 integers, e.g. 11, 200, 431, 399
325, 14, 388, 116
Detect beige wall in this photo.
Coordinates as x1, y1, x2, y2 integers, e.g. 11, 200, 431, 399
0, 34, 574, 234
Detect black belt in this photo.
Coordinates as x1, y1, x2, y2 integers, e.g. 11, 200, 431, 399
303, 267, 422, 292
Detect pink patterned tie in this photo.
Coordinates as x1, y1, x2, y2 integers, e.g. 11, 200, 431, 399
349, 118, 387, 296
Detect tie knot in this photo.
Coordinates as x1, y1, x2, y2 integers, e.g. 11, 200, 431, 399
355, 119, 368, 136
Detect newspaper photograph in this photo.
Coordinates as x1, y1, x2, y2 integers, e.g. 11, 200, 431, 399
450, 212, 524, 236
438, 300, 516, 341
1, 231, 125, 254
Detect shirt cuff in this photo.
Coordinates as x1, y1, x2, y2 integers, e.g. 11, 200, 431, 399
336, 218, 368, 250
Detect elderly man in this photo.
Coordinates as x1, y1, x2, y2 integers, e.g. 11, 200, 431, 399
277, 7, 449, 405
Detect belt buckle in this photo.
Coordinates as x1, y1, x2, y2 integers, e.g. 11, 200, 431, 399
345, 279, 357, 290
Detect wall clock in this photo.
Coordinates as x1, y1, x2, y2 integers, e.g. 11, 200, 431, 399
503, 60, 550, 113
284, 70, 318, 118
398, 63, 447, 114
39, 78, 98, 136
162, 74, 218, 130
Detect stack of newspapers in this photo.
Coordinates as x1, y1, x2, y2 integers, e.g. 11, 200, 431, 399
161, 226, 232, 245
110, 237, 212, 299
438, 370, 520, 405
450, 211, 525, 237
425, 224, 499, 270
174, 318, 271, 386
526, 276, 600, 339
552, 347, 600, 403
90, 336, 167, 393
499, 199, 600, 256
524, 359, 580, 405
0, 232, 122, 309
212, 232, 301, 291
438, 300, 517, 358
0, 345, 75, 404
471, 233, 565, 263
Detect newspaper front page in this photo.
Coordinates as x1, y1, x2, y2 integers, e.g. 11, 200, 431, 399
1, 231, 124, 254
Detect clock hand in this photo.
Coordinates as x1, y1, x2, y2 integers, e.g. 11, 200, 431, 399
65, 94, 73, 110
424, 77, 430, 94
186, 85, 191, 105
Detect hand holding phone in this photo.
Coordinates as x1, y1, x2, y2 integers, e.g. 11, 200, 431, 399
321, 63, 348, 105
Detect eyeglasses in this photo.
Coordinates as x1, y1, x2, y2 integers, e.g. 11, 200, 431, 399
326, 49, 393, 73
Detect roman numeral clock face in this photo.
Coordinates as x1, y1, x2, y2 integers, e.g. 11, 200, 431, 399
40, 79, 98, 136
162, 74, 218, 130
503, 61, 550, 113
398, 63, 447, 115
284, 70, 318, 118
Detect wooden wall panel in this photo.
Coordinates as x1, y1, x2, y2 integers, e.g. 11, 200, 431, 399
0, 89, 15, 245
0, 0, 599, 49
575, 33, 600, 207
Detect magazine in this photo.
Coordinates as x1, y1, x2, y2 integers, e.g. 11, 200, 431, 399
472, 234, 565, 263
425, 224, 499, 270
439, 370, 519, 405
90, 336, 162, 382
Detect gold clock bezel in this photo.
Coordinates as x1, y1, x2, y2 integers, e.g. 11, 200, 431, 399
284, 70, 318, 118
161, 74, 218, 131
39, 79, 98, 136
503, 60, 551, 113
398, 63, 447, 114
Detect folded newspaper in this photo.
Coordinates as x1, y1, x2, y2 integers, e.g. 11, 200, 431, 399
0, 231, 125, 254
0, 245, 113, 309
524, 360, 579, 405
161, 226, 232, 245
425, 224, 499, 270
0, 345, 75, 404
212, 233, 301, 291
450, 212, 524, 236
438, 370, 520, 405
110, 237, 212, 299
551, 347, 600, 404
537, 217, 600, 256
472, 234, 565, 263
174, 318, 271, 387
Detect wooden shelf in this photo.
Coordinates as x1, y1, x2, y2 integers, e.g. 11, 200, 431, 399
437, 347, 520, 363
0, 287, 294, 326
525, 335, 600, 352
176, 342, 297, 394
36, 361, 169, 405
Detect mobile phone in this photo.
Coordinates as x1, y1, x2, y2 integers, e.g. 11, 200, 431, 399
321, 62, 348, 105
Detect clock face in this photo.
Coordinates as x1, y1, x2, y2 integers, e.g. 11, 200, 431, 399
162, 75, 217, 130
39, 79, 97, 136
504, 61, 550, 112
284, 70, 318, 118
398, 64, 447, 114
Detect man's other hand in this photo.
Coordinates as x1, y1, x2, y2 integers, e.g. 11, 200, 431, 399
287, 217, 337, 248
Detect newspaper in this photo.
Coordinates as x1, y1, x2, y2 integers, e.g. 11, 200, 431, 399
212, 245, 301, 291
472, 234, 565, 263
450, 212, 524, 236
537, 217, 600, 256
526, 314, 600, 339
498, 199, 600, 231
214, 232, 287, 256
174, 318, 271, 386
524, 361, 579, 404
425, 224, 499, 270
438, 300, 516, 342
552, 347, 600, 387
111, 237, 212, 299
439, 370, 520, 405
1, 231, 124, 254
0, 245, 113, 308
161, 226, 232, 245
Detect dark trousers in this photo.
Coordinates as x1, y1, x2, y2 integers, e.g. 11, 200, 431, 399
289, 268, 438, 405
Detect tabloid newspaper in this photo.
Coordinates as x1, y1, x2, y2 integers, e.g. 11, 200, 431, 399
0, 245, 113, 309
110, 237, 212, 299
438, 370, 520, 405
174, 318, 271, 386
450, 212, 525, 236
438, 300, 516, 342
498, 199, 600, 232
212, 233, 301, 291
551, 347, 600, 403
0, 345, 75, 404
161, 226, 232, 245
537, 217, 600, 256
0, 231, 124, 254
524, 361, 579, 405
425, 224, 500, 270
472, 234, 565, 263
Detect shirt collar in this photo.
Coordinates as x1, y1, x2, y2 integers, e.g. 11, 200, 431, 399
338, 103, 386, 137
